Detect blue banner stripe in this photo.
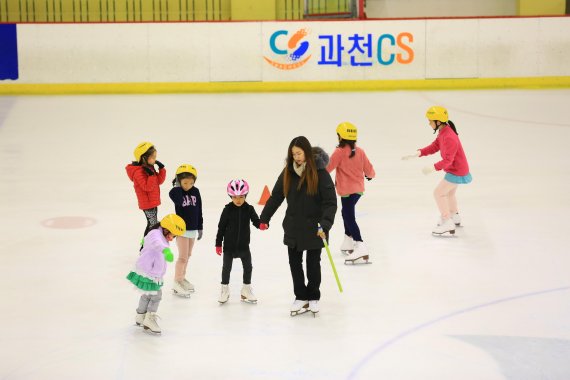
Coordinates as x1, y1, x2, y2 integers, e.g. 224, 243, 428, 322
0, 24, 19, 81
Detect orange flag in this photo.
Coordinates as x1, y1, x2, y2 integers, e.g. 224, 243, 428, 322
258, 185, 271, 206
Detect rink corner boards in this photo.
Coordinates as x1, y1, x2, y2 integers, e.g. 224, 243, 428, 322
1, 77, 570, 95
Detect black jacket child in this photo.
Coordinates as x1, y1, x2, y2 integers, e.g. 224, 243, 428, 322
216, 202, 261, 258
260, 146, 337, 251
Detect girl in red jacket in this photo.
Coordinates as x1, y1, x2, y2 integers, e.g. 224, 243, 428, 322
126, 141, 167, 237
402, 106, 472, 236
326, 122, 375, 264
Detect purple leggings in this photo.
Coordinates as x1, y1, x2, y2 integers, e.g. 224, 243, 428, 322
341, 194, 362, 242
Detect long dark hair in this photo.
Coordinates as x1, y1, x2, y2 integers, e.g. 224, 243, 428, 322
283, 136, 318, 197
448, 120, 458, 135
337, 135, 357, 158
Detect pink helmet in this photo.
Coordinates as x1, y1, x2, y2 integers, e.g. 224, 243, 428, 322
227, 179, 250, 196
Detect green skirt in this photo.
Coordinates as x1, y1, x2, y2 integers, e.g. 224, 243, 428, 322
126, 271, 162, 292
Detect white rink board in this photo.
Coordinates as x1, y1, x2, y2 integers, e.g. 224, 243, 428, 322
12, 17, 570, 84
425, 19, 479, 79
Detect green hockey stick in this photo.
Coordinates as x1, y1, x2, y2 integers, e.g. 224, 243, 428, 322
319, 223, 343, 293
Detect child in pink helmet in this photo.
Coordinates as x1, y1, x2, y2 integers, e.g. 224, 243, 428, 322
215, 179, 263, 304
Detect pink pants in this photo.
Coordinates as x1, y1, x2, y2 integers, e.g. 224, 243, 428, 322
434, 179, 458, 219
175, 236, 195, 282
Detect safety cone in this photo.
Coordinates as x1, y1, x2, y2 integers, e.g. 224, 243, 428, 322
258, 185, 271, 205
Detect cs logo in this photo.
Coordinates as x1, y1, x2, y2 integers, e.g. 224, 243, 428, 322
264, 29, 311, 70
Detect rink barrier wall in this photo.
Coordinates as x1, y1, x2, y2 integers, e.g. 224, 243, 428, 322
1, 77, 570, 94
1, 16, 569, 93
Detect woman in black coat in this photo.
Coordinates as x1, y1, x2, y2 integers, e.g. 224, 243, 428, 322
260, 136, 337, 315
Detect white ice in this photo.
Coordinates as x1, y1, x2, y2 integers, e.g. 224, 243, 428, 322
1, 89, 569, 380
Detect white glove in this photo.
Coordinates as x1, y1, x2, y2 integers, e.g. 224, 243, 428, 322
422, 165, 436, 175
401, 151, 420, 160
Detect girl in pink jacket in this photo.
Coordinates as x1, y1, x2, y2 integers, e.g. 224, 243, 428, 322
402, 106, 472, 236
326, 122, 376, 264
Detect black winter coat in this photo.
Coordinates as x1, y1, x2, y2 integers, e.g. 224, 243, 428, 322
260, 147, 337, 251
215, 201, 261, 258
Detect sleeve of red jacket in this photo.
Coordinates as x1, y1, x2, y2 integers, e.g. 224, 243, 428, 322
362, 151, 376, 179
434, 135, 458, 171
157, 167, 166, 185
133, 168, 160, 192
419, 138, 440, 157
326, 148, 341, 173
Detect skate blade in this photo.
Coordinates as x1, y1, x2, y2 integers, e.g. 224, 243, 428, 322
142, 327, 161, 335
290, 304, 309, 316
344, 255, 372, 265
218, 300, 228, 304
310, 311, 319, 318
240, 297, 258, 304
173, 290, 191, 298
432, 230, 456, 237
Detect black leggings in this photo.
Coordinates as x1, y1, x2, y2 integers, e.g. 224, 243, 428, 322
221, 251, 253, 285
143, 208, 158, 236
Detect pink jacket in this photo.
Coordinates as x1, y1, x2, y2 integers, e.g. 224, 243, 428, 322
326, 145, 376, 196
419, 126, 470, 176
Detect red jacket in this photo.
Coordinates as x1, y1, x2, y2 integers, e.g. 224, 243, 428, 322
125, 163, 167, 210
419, 126, 470, 176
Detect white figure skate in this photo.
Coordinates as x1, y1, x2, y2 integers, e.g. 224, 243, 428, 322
344, 241, 372, 265
309, 300, 319, 317
172, 281, 192, 298
432, 218, 456, 236
218, 284, 230, 304
340, 235, 354, 255
142, 312, 161, 335
135, 312, 145, 327
241, 284, 257, 304
290, 300, 309, 316
182, 278, 195, 292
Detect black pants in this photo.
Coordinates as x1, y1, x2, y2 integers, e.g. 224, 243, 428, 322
288, 247, 322, 301
221, 251, 252, 285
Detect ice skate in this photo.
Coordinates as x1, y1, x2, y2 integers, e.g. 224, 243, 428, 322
290, 299, 309, 316
240, 284, 257, 304
135, 312, 145, 327
142, 312, 161, 335
344, 241, 372, 265
218, 284, 230, 304
309, 300, 319, 317
172, 281, 191, 298
182, 278, 195, 292
432, 217, 456, 236
451, 212, 461, 227
340, 234, 354, 255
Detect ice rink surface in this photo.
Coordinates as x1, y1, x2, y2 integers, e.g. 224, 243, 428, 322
1, 89, 569, 379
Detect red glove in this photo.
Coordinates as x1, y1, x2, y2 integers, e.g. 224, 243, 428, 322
260, 223, 268, 231
215, 246, 222, 256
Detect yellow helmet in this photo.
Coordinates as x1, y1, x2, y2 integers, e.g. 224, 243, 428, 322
336, 122, 358, 141
426, 106, 449, 123
176, 164, 197, 178
134, 141, 154, 162
160, 214, 186, 236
